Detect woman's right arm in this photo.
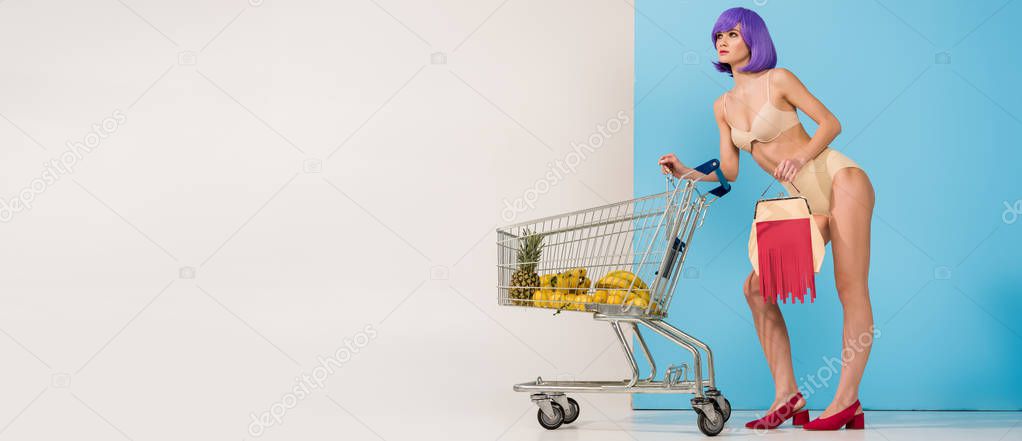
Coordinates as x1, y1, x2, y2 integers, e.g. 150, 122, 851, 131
658, 95, 740, 182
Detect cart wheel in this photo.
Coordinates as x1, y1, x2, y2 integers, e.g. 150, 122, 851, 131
696, 408, 725, 436
704, 388, 730, 423
562, 397, 580, 424
537, 402, 564, 430
716, 397, 731, 422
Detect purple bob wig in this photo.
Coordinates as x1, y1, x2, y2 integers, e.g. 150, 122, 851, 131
711, 7, 777, 76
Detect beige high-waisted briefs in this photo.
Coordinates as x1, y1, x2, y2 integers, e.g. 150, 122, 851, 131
779, 147, 862, 216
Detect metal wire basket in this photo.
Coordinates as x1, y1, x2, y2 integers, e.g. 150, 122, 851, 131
497, 160, 729, 319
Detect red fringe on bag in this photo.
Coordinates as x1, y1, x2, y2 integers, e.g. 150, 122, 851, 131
756, 218, 816, 304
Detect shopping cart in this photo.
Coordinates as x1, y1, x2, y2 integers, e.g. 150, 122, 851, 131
496, 159, 732, 436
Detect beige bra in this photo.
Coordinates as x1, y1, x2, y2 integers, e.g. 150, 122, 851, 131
723, 69, 801, 152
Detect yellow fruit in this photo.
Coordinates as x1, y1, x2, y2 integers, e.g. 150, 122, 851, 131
540, 274, 558, 289
597, 271, 650, 302
598, 271, 649, 299
556, 272, 574, 291
546, 290, 557, 308
574, 275, 591, 295
607, 293, 624, 305
592, 290, 608, 304
531, 290, 543, 307
634, 289, 651, 301
602, 279, 638, 295
562, 293, 574, 309
607, 270, 648, 289
623, 289, 650, 304
568, 294, 584, 312
627, 297, 649, 309
548, 292, 565, 309
551, 268, 591, 297
596, 275, 629, 290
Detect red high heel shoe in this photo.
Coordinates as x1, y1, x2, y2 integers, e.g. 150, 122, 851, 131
744, 392, 810, 430
802, 399, 864, 430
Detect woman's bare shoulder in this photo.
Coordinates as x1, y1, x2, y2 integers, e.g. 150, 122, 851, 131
770, 67, 796, 78
712, 93, 727, 119
769, 67, 805, 90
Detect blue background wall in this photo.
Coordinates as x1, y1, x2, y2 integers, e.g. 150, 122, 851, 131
633, 0, 1022, 410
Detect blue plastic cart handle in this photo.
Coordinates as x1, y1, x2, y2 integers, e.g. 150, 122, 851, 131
692, 159, 731, 197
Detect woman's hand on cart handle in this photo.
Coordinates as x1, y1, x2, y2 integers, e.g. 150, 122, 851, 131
659, 153, 685, 177
659, 153, 712, 182
660, 155, 732, 198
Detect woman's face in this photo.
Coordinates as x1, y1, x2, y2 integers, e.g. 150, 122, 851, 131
715, 23, 749, 66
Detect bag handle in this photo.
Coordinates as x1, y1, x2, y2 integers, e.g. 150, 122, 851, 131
753, 195, 813, 221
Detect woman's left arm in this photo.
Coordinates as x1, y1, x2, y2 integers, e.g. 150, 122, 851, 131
775, 68, 841, 163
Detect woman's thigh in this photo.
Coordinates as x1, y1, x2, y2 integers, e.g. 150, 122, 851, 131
813, 214, 831, 244
827, 167, 875, 293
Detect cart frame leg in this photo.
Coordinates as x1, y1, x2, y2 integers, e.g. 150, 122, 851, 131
645, 319, 715, 390
630, 322, 657, 383
610, 321, 640, 388
639, 319, 709, 397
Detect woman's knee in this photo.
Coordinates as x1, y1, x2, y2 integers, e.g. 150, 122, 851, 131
834, 275, 870, 304
743, 271, 760, 300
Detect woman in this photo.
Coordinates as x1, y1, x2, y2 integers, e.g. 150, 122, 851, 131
658, 7, 875, 431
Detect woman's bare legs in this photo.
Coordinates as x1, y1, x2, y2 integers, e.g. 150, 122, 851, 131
745, 213, 830, 413
816, 167, 875, 418
744, 167, 874, 417
744, 270, 805, 412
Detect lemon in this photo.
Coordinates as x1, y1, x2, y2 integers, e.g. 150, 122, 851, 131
571, 294, 582, 310
635, 289, 651, 301
570, 294, 585, 311
532, 290, 548, 308
584, 294, 595, 308
549, 292, 565, 309
563, 294, 576, 310
627, 297, 649, 309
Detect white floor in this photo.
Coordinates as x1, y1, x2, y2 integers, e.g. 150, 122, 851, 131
486, 395, 1022, 441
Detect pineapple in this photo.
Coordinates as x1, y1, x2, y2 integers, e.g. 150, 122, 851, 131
509, 229, 543, 306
